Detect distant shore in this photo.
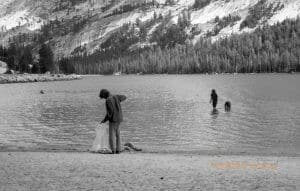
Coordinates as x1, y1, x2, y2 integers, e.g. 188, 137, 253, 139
0, 73, 82, 84
0, 152, 299, 190
81, 72, 300, 76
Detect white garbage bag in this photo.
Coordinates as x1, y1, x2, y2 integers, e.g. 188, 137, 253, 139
90, 123, 111, 154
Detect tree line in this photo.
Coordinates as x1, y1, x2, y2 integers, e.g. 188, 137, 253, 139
0, 42, 54, 74
59, 17, 300, 74
1, 13, 299, 75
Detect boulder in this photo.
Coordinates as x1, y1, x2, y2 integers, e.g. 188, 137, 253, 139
5, 69, 15, 74
0, 61, 8, 74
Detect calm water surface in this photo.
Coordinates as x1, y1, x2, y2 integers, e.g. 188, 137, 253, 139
0, 74, 299, 155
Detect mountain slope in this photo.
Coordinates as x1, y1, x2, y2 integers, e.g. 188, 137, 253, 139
0, 0, 299, 59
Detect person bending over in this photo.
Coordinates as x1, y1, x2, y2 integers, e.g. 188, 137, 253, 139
100, 89, 126, 154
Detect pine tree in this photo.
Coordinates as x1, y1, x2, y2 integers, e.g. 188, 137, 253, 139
19, 46, 33, 73
7, 43, 18, 71
39, 43, 54, 73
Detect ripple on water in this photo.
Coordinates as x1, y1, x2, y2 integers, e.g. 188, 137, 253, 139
0, 74, 299, 155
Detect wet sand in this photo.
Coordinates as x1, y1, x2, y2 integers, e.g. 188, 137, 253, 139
0, 152, 299, 191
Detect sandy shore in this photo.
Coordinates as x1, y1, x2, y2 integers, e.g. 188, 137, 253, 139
0, 152, 299, 191
0, 74, 82, 84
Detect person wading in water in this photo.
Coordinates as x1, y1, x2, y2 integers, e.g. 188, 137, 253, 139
210, 89, 218, 110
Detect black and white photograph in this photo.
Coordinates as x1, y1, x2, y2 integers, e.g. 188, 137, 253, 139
0, 0, 299, 190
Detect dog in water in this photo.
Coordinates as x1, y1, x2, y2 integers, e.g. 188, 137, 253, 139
224, 101, 231, 112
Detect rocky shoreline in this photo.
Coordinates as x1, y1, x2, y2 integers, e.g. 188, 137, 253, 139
0, 74, 82, 84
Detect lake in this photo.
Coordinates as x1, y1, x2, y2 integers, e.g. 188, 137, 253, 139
0, 74, 299, 156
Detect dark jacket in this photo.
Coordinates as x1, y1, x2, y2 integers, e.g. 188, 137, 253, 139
103, 95, 126, 123
211, 93, 218, 103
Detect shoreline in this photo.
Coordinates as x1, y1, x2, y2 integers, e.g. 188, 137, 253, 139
80, 72, 300, 76
0, 152, 299, 190
1, 148, 299, 158
0, 73, 82, 84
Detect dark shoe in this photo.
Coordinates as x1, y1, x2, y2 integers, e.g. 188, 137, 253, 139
115, 151, 120, 154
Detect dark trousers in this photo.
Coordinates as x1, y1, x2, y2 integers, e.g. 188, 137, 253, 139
109, 122, 121, 153
213, 101, 217, 108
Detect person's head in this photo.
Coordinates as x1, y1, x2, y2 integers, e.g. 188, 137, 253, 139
212, 89, 216, 94
99, 89, 110, 99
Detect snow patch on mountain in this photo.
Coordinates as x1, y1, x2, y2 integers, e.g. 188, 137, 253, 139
268, 0, 300, 25
0, 10, 29, 30
27, 18, 43, 31
0, 0, 14, 11
210, 20, 255, 42
192, 0, 300, 42
191, 0, 259, 25
0, 9, 43, 31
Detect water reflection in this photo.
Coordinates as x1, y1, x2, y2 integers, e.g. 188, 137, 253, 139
211, 109, 219, 119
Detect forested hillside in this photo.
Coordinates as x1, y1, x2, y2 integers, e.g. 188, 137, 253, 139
0, 0, 299, 74
59, 17, 300, 74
